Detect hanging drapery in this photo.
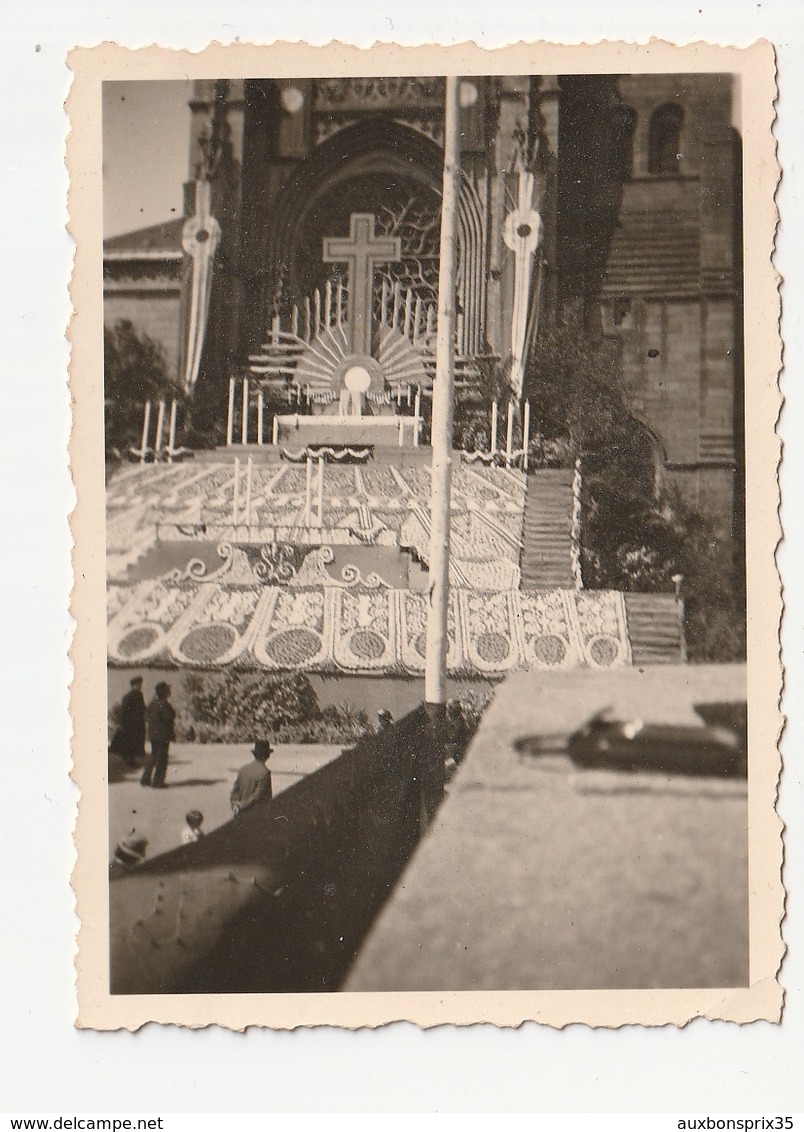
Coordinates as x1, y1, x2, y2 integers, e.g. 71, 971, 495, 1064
181, 180, 221, 395
503, 167, 542, 400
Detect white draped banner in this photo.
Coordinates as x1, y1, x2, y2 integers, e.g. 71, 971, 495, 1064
181, 180, 221, 395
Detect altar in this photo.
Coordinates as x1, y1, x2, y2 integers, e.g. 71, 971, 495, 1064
273, 412, 420, 449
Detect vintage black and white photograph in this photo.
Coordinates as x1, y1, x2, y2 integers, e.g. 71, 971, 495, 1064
69, 41, 781, 1028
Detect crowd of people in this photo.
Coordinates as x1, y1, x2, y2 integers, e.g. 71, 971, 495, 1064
110, 680, 473, 876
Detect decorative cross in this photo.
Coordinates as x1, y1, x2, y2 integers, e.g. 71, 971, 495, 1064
323, 213, 401, 356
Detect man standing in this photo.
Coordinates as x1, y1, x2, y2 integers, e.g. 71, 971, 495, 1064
118, 675, 146, 767
140, 681, 176, 789
230, 741, 273, 815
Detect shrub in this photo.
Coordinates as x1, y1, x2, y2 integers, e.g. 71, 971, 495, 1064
104, 320, 183, 457
179, 673, 372, 744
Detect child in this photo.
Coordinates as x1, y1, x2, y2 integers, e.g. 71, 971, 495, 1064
181, 810, 205, 844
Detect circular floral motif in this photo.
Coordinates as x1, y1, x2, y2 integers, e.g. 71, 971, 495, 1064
531, 634, 567, 665
265, 628, 321, 666
180, 624, 237, 663
349, 629, 386, 660
589, 635, 620, 667
475, 631, 510, 663
118, 626, 158, 658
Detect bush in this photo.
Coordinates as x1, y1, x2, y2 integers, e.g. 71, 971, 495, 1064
104, 320, 183, 457
179, 672, 372, 744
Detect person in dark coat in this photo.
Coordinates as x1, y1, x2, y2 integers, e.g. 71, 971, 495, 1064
118, 675, 146, 767
140, 681, 176, 789
230, 741, 273, 815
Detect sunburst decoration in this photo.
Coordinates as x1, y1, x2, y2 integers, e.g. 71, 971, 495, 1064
293, 321, 431, 394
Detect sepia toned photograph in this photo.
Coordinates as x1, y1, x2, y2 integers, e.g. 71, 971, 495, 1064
69, 40, 782, 1029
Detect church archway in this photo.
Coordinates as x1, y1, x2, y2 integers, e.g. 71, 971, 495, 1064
263, 118, 487, 354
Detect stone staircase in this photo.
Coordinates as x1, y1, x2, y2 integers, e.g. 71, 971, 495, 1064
623, 592, 686, 665
519, 469, 576, 589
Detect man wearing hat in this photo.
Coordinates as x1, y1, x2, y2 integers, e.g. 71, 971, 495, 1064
140, 681, 176, 789
230, 741, 274, 815
118, 675, 146, 767
109, 830, 148, 878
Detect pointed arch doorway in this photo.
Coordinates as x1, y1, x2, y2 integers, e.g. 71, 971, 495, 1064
262, 119, 487, 357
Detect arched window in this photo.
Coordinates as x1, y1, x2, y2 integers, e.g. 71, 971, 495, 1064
610, 104, 637, 179
648, 103, 684, 174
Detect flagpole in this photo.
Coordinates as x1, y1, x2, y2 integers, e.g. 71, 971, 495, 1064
425, 76, 460, 710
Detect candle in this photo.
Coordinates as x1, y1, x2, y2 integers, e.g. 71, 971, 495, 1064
245, 455, 253, 528
167, 399, 178, 463
226, 378, 235, 446
140, 401, 151, 464
506, 401, 514, 468
305, 456, 313, 527
491, 400, 498, 456
232, 457, 240, 525
257, 391, 264, 446
154, 400, 166, 460
317, 456, 324, 527
241, 378, 249, 445
272, 415, 279, 446
522, 400, 531, 469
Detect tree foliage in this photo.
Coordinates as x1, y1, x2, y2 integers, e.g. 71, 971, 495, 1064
524, 315, 745, 662
104, 319, 182, 456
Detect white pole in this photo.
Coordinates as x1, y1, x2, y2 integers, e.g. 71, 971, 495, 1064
241, 378, 249, 445
491, 400, 498, 456
226, 378, 235, 446
505, 401, 514, 468
257, 391, 264, 445
245, 455, 253, 529
232, 457, 240, 525
272, 414, 279, 446
425, 75, 460, 708
140, 401, 152, 464
305, 456, 313, 527
167, 399, 178, 463
317, 456, 324, 526
522, 400, 531, 470
154, 400, 166, 460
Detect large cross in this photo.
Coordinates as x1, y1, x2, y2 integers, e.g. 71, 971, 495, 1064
323, 213, 401, 356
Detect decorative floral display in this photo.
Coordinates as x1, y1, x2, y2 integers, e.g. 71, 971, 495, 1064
572, 589, 632, 667
108, 569, 631, 676
106, 459, 528, 587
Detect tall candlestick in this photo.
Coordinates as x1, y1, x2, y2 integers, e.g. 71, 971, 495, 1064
522, 400, 531, 470
167, 399, 178, 463
491, 400, 498, 455
317, 456, 324, 527
241, 378, 249, 445
154, 400, 166, 459
257, 391, 264, 446
505, 401, 514, 468
232, 457, 241, 525
140, 401, 151, 464
305, 456, 313, 527
226, 378, 235, 446
245, 455, 253, 529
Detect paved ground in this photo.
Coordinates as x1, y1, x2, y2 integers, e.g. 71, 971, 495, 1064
109, 742, 344, 861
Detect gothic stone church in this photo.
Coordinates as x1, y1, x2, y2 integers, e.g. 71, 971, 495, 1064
104, 74, 742, 537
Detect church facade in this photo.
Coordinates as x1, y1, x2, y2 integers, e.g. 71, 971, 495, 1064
103, 73, 742, 535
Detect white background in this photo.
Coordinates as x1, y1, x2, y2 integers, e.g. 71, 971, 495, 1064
1, 0, 802, 1115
